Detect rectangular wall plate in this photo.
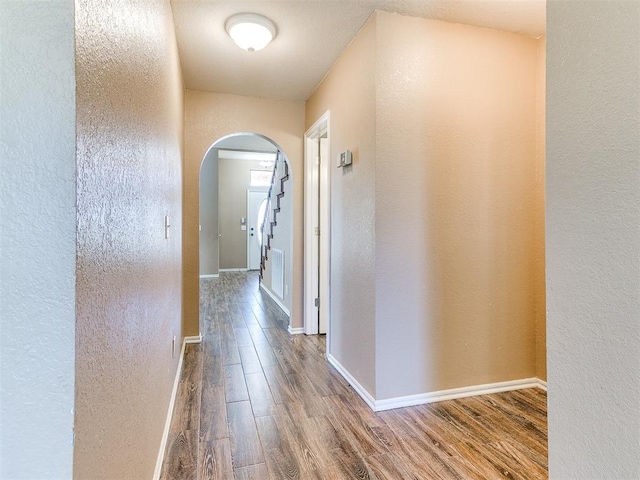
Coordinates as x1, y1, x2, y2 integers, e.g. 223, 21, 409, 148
337, 150, 352, 168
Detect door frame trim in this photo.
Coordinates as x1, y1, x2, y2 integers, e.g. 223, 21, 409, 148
246, 187, 269, 271
304, 111, 331, 342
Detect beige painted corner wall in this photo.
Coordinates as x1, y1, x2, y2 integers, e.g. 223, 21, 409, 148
535, 37, 547, 381
307, 11, 545, 401
375, 12, 540, 399
199, 149, 219, 275
74, 1, 184, 478
184, 91, 305, 334
305, 15, 378, 395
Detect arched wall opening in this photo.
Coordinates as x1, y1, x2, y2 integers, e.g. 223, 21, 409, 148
198, 133, 294, 327
181, 91, 306, 339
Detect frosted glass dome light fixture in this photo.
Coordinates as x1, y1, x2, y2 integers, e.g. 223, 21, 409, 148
225, 13, 277, 53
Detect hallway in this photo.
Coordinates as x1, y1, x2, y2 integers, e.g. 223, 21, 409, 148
160, 272, 548, 479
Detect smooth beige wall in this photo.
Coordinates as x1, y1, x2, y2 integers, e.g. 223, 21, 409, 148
306, 15, 378, 394
218, 158, 268, 269
184, 90, 305, 334
535, 37, 546, 381
375, 12, 540, 399
74, 1, 184, 478
200, 149, 219, 275
308, 11, 544, 401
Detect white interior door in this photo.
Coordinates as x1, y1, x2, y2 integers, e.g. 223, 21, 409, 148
247, 189, 268, 270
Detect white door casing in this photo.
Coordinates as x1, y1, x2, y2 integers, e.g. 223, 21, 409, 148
304, 111, 331, 340
318, 136, 329, 334
305, 136, 320, 333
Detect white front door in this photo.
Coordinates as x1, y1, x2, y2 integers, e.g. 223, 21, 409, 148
247, 189, 268, 270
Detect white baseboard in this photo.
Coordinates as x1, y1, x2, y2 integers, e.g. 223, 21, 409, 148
288, 326, 305, 335
199, 274, 219, 279
219, 268, 248, 272
153, 339, 186, 480
374, 377, 543, 412
184, 334, 202, 344
153, 333, 202, 479
259, 282, 290, 316
327, 354, 376, 411
324, 355, 547, 413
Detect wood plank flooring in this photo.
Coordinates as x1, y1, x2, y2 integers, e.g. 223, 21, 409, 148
161, 272, 548, 479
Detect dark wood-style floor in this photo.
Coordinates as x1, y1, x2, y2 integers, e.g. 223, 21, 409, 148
160, 272, 548, 479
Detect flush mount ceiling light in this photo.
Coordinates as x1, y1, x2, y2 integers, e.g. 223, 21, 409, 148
225, 13, 277, 53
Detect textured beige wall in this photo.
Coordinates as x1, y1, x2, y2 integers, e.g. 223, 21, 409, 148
547, 3, 640, 476
74, 1, 184, 478
535, 37, 547, 381
1, 2, 76, 477
305, 15, 377, 395
184, 91, 305, 334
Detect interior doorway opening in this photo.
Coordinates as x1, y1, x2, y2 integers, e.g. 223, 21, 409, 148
304, 112, 331, 341
198, 132, 294, 323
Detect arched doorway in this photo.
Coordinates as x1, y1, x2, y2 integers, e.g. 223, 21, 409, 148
198, 132, 294, 328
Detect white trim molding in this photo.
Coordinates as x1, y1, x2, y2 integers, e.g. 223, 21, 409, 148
153, 340, 186, 479
184, 334, 202, 344
303, 110, 331, 339
218, 149, 276, 162
199, 274, 219, 279
219, 268, 248, 272
324, 356, 549, 414
259, 282, 290, 316
288, 326, 305, 335
153, 333, 203, 479
327, 354, 376, 411
374, 378, 543, 412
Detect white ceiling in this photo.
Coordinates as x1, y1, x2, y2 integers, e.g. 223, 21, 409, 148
170, 0, 546, 102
